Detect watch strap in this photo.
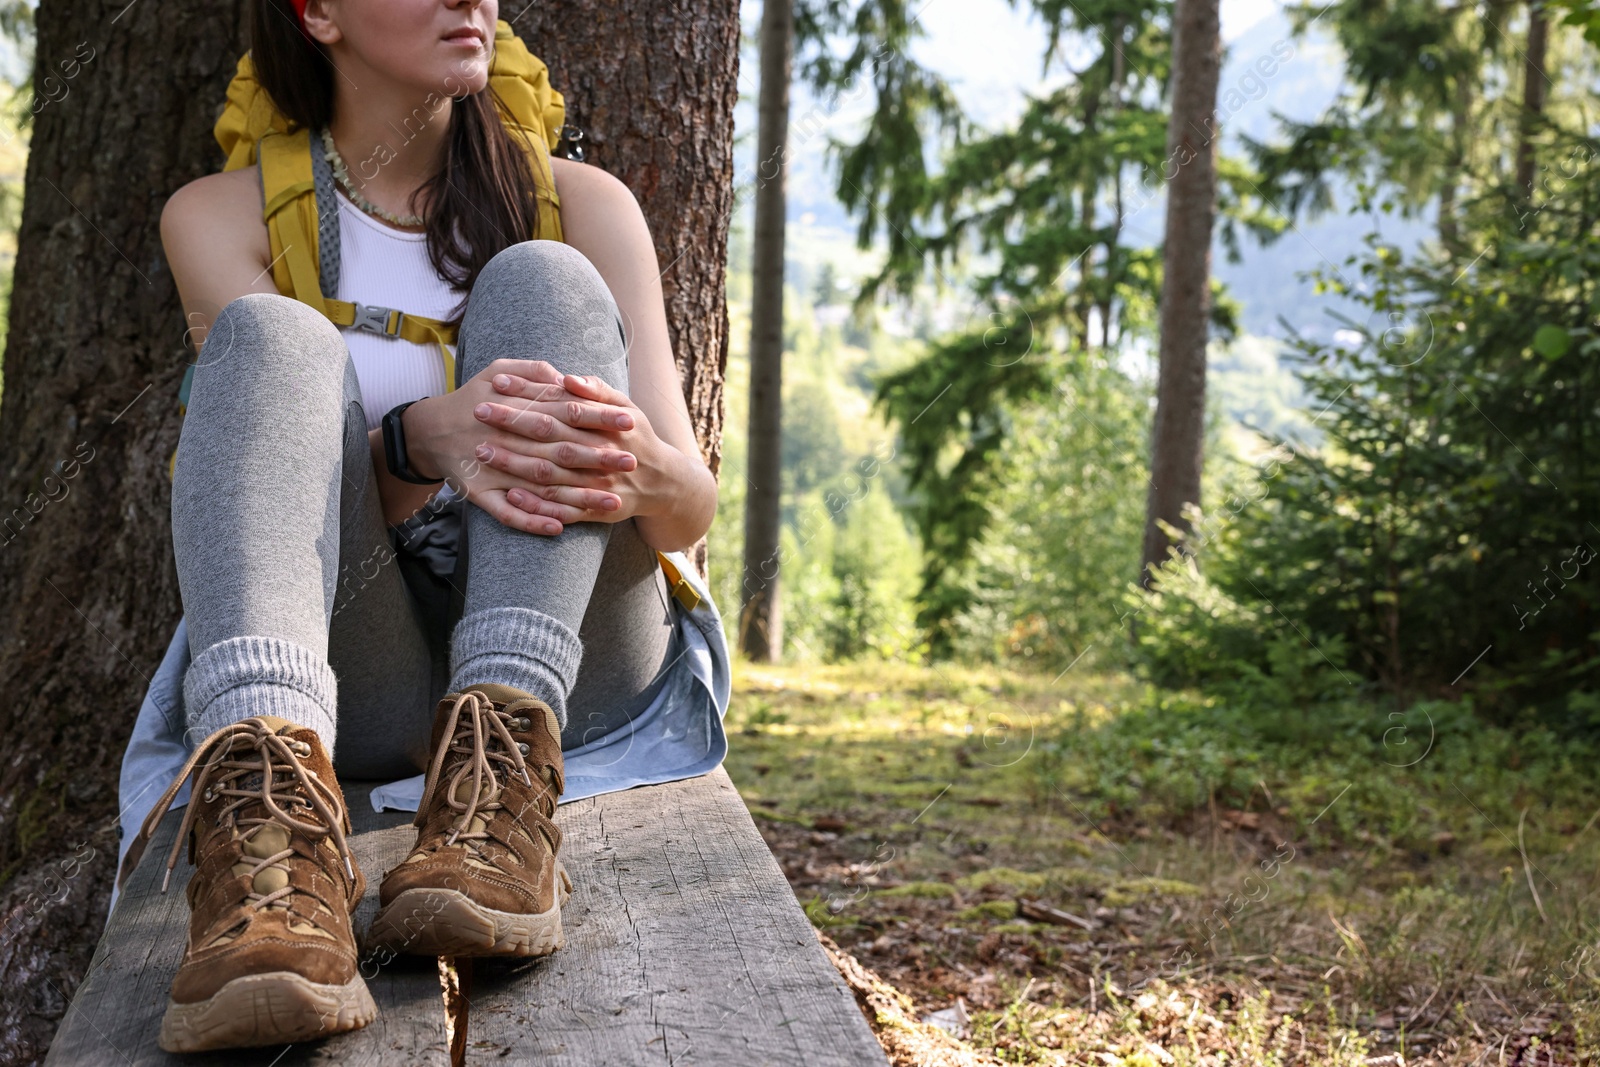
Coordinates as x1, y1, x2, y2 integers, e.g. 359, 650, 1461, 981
382, 400, 441, 484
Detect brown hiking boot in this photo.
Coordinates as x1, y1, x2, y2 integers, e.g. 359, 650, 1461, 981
117, 716, 375, 1053
369, 683, 572, 957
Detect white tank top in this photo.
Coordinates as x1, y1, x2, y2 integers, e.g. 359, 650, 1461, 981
332, 188, 464, 431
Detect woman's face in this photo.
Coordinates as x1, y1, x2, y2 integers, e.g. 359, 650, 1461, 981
311, 0, 500, 97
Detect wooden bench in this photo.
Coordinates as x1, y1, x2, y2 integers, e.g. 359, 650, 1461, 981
45, 769, 890, 1066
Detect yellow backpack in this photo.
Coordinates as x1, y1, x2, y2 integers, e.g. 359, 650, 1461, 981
181, 21, 701, 612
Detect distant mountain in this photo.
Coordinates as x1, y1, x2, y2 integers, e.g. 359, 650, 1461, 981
1211, 10, 1433, 342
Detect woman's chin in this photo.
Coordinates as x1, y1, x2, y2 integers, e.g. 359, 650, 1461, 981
438, 42, 492, 75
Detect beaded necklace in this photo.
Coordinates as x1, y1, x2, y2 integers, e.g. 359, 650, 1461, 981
318, 126, 427, 229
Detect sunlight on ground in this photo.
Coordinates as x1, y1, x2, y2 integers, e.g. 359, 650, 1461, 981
727, 661, 1600, 1066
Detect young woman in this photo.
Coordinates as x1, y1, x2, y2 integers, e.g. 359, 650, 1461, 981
115, 0, 723, 1052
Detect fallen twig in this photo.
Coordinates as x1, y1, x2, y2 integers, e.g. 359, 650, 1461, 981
1517, 808, 1549, 924
1017, 897, 1099, 930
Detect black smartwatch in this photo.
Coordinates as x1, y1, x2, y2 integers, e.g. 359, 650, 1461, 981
382, 400, 442, 484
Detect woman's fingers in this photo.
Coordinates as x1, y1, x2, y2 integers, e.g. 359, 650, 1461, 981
490, 373, 567, 404
472, 442, 622, 490
484, 359, 565, 389
507, 483, 622, 516
476, 436, 635, 474
478, 389, 635, 432
562, 372, 633, 411
468, 487, 565, 537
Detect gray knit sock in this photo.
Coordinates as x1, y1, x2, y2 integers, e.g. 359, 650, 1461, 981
183, 635, 340, 756
448, 607, 583, 728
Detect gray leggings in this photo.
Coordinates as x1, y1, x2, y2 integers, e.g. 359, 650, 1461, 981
170, 240, 678, 778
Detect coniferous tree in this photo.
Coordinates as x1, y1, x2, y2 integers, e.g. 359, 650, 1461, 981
1246, 0, 1549, 248
836, 1, 1187, 649
1141, 0, 1223, 583
739, 0, 796, 662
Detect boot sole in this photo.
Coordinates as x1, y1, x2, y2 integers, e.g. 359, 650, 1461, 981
368, 865, 572, 958
158, 971, 376, 1053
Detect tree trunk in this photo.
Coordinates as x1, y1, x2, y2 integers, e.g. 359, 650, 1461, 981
1099, 14, 1128, 351
0, 5, 244, 1062
509, 2, 740, 581
739, 0, 794, 663
1438, 170, 1457, 248
1515, 0, 1548, 196
1140, 0, 1221, 585
0, 3, 739, 1063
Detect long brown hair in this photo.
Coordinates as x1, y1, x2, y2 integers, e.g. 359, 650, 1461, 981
250, 0, 546, 324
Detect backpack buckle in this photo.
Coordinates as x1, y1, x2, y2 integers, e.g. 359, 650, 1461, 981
351, 302, 403, 337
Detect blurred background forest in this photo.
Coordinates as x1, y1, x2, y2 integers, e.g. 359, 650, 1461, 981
709, 0, 1600, 1062
712, 0, 1598, 716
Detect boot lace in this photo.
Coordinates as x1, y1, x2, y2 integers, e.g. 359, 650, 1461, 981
416, 691, 544, 854
117, 718, 356, 908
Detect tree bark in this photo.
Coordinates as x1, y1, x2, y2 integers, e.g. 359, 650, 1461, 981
1515, 0, 1548, 197
1140, 0, 1221, 585
739, 0, 794, 663
0, 5, 245, 1062
0, 3, 739, 1063
509, 2, 740, 582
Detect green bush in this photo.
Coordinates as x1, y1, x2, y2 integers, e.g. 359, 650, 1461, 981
1131, 144, 1600, 720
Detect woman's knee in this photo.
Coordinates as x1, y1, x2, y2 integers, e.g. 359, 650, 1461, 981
193, 293, 348, 401
460, 240, 628, 386
478, 240, 611, 308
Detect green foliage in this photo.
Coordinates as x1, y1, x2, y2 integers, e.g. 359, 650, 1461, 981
1548, 0, 1600, 46
710, 260, 926, 663
873, 304, 1058, 652
796, 0, 968, 275
1134, 133, 1600, 712
1049, 685, 1600, 855
782, 378, 847, 501
779, 480, 924, 664
812, 2, 1178, 660
828, 481, 923, 659
833, 0, 1281, 655
1248, 0, 1502, 240
946, 362, 1151, 669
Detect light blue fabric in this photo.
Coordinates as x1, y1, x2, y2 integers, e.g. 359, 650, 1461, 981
111, 548, 730, 917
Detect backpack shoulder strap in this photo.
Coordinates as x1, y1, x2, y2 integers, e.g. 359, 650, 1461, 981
489, 20, 565, 243
257, 127, 328, 318
308, 127, 342, 299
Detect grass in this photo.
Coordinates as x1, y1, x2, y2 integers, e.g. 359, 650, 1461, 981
726, 659, 1600, 1065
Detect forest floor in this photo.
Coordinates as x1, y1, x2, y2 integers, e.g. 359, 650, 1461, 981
724, 660, 1600, 1066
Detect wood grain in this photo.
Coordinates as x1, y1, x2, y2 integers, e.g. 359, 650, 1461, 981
467, 769, 888, 1066
47, 773, 889, 1067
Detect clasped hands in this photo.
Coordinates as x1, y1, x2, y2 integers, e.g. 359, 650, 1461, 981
402, 358, 661, 536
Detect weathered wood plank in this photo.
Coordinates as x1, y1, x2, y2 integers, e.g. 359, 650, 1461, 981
47, 771, 889, 1067
44, 784, 449, 1066
467, 768, 889, 1066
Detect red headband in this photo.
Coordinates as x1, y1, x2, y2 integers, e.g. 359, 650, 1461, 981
289, 0, 308, 27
